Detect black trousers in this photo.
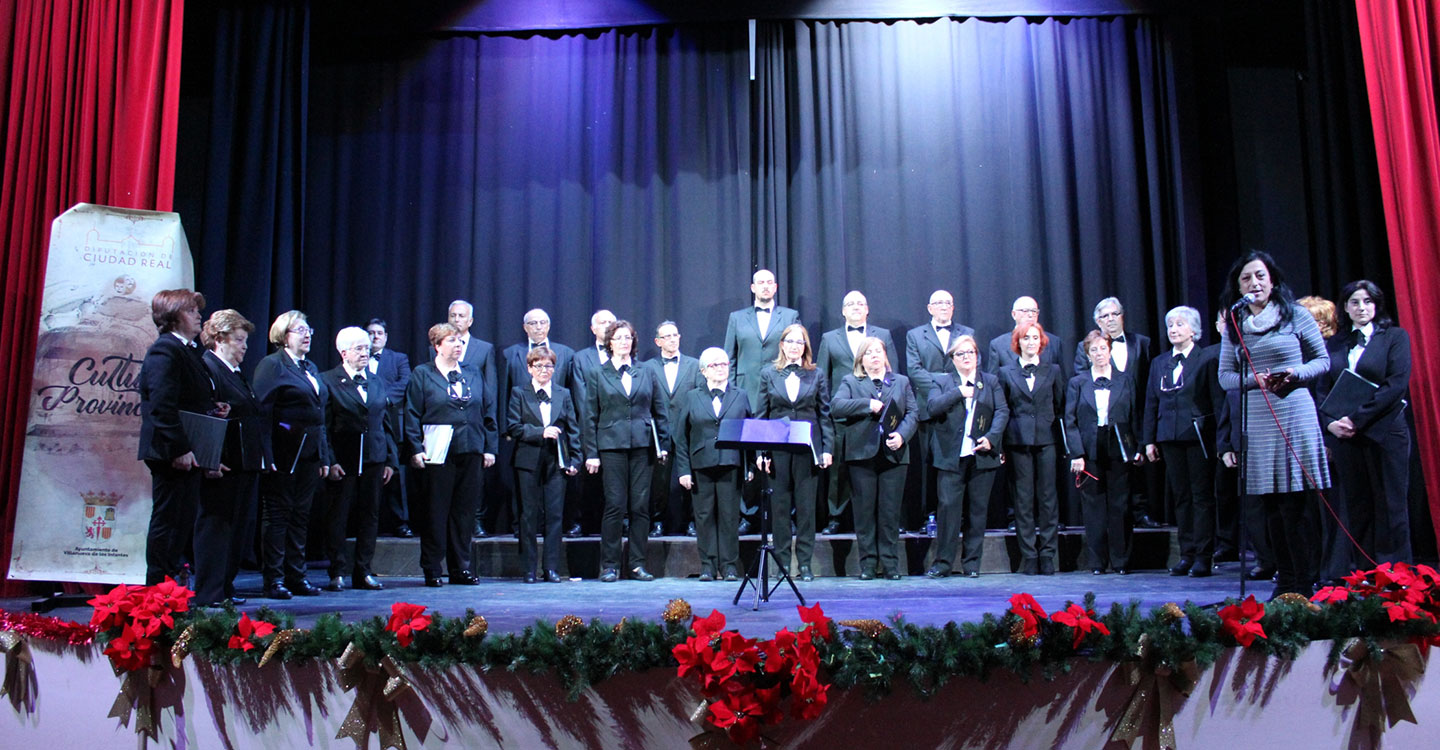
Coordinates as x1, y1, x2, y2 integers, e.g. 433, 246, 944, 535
1216, 462, 1273, 568
649, 456, 690, 533
600, 448, 654, 571
904, 424, 935, 531
193, 470, 258, 604
771, 452, 819, 571
1080, 441, 1132, 571
517, 455, 566, 573
417, 453, 482, 576
1263, 490, 1320, 595
1334, 421, 1412, 566
823, 462, 852, 531
1160, 441, 1215, 563
933, 458, 998, 574
848, 456, 906, 575
481, 440, 516, 534
325, 463, 384, 578
261, 459, 322, 585
380, 463, 411, 531
693, 465, 741, 575
145, 460, 201, 585
1009, 444, 1059, 570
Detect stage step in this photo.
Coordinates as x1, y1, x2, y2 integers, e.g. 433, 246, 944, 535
365, 528, 1185, 579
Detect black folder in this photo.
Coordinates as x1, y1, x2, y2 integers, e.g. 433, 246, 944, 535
180, 410, 228, 471
224, 416, 268, 472
1319, 369, 1378, 420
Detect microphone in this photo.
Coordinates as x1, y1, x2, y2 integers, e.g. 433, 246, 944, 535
1230, 293, 1257, 313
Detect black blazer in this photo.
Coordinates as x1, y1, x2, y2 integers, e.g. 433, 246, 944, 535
403, 362, 498, 459
500, 340, 578, 430
321, 365, 397, 473
997, 362, 1065, 448
202, 350, 272, 471
505, 383, 581, 471
904, 322, 975, 419
138, 334, 216, 462
818, 325, 899, 396
723, 305, 800, 403
926, 371, 1008, 471
643, 353, 705, 449
1073, 331, 1153, 388
986, 331, 1066, 375
756, 365, 834, 459
458, 333, 499, 425
1064, 371, 1142, 461
581, 360, 670, 457
831, 372, 919, 464
253, 350, 330, 468
371, 348, 411, 407
1143, 344, 1223, 446
1319, 323, 1411, 435
673, 386, 751, 475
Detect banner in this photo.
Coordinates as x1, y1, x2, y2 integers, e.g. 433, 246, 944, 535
9, 204, 194, 584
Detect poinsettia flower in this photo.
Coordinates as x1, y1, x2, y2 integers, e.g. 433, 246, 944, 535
672, 637, 714, 681
1049, 604, 1111, 649
104, 623, 155, 672
1009, 593, 1048, 638
227, 612, 277, 652
716, 691, 764, 744
1311, 586, 1350, 604
797, 602, 832, 641
1384, 600, 1436, 623
1218, 595, 1267, 647
692, 609, 727, 640
385, 602, 431, 647
88, 584, 136, 629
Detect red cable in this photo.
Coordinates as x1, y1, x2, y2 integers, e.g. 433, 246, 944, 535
1227, 311, 1377, 570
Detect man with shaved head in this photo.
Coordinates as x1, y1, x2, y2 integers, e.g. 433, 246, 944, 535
986, 296, 1065, 374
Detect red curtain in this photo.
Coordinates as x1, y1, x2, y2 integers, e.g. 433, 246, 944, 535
0, 0, 184, 594
1354, 0, 1440, 550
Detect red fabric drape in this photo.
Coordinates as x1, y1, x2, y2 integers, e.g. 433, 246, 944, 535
1354, 0, 1440, 551
0, 0, 184, 594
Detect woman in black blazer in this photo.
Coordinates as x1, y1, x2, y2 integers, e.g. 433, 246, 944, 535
253, 310, 330, 599
998, 322, 1065, 575
581, 320, 670, 582
831, 337, 918, 580
506, 346, 581, 583
756, 324, 833, 581
195, 309, 266, 606
676, 347, 752, 581
405, 323, 497, 587
1068, 330, 1143, 576
924, 335, 1008, 578
1143, 306, 1224, 577
1320, 280, 1412, 566
138, 289, 222, 585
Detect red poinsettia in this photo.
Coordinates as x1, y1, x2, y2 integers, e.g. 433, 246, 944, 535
88, 577, 194, 672
1008, 593, 1048, 640
385, 602, 431, 647
103, 623, 156, 672
1310, 586, 1350, 605
796, 602, 833, 641
227, 612, 277, 652
88, 583, 138, 630
1049, 603, 1111, 649
1218, 595, 1267, 647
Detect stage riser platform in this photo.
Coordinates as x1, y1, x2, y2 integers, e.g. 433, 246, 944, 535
363, 529, 1184, 578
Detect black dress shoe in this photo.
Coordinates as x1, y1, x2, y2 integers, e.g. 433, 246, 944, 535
821, 520, 841, 535
686, 522, 696, 537
395, 524, 414, 538
651, 522, 664, 537
565, 524, 582, 538
698, 571, 714, 582
1247, 565, 1277, 581
324, 576, 346, 592
859, 571, 875, 581
925, 566, 949, 579
1039, 561, 1056, 575
1169, 558, 1194, 576
799, 565, 814, 582
1135, 514, 1163, 529
545, 570, 563, 583
287, 579, 321, 596
967, 570, 979, 579
1189, 560, 1214, 578
1092, 569, 1105, 575
523, 572, 538, 584
1117, 568, 1131, 575
737, 519, 752, 535
630, 566, 655, 581
355, 575, 384, 590
600, 569, 619, 582
450, 570, 479, 585
885, 572, 902, 581
265, 582, 293, 600
724, 568, 739, 582
229, 595, 247, 606
424, 574, 444, 587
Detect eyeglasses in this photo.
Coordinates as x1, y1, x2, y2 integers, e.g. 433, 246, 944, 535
704, 362, 730, 369
952, 350, 978, 358
843, 300, 867, 308
656, 332, 680, 339
611, 334, 634, 341
524, 320, 548, 327
289, 326, 313, 336
1097, 311, 1122, 320
928, 300, 954, 307
346, 344, 369, 352
529, 363, 556, 370
1014, 308, 1039, 315
782, 339, 806, 345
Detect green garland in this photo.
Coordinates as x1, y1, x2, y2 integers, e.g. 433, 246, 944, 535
153, 590, 1440, 700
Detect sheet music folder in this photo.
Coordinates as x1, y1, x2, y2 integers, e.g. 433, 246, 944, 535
1319, 369, 1379, 421
179, 410, 228, 471
716, 418, 815, 461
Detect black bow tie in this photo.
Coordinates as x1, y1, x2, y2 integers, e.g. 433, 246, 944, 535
300, 359, 316, 374
784, 364, 801, 374
846, 325, 864, 333
872, 378, 885, 391
1351, 329, 1369, 348
1172, 353, 1186, 365
1112, 334, 1126, 344
1022, 364, 1038, 376
755, 306, 772, 314
529, 341, 547, 350
446, 370, 461, 385
618, 364, 631, 375
964, 380, 976, 390
709, 388, 724, 400
663, 356, 679, 364
353, 373, 367, 388
1094, 377, 1111, 391
536, 390, 551, 403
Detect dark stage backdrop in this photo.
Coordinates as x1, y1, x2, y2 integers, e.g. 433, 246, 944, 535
290, 16, 1191, 370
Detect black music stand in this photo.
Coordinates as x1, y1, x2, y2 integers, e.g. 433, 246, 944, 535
718, 418, 813, 610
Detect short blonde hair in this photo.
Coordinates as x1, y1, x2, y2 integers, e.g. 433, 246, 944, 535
851, 337, 891, 377
268, 310, 308, 348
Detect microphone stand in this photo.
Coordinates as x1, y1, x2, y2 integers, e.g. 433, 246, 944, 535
1230, 306, 1250, 599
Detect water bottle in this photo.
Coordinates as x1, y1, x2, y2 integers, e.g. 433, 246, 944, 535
926, 513, 937, 537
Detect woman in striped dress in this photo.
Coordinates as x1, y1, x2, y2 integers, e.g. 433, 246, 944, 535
1217, 250, 1331, 598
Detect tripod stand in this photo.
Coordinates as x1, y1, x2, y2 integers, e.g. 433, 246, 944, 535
716, 418, 812, 610
733, 479, 805, 610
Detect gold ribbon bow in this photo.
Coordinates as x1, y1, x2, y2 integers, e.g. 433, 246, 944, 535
335, 642, 413, 750
1341, 639, 1427, 740
1110, 634, 1200, 750
0, 631, 35, 711
107, 662, 163, 739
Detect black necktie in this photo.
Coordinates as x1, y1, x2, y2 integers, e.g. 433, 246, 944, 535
1022, 364, 1038, 376
784, 364, 801, 374
301, 359, 316, 375
846, 325, 864, 333
1094, 377, 1111, 391
709, 388, 724, 400
1173, 353, 1186, 366
536, 389, 551, 404
664, 356, 679, 364
755, 306, 771, 314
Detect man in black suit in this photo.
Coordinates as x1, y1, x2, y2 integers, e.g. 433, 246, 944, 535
448, 299, 498, 536
367, 318, 413, 538
987, 296, 1066, 373
569, 308, 616, 535
817, 290, 898, 533
644, 320, 704, 536
905, 290, 975, 532
320, 327, 396, 591
496, 308, 579, 537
